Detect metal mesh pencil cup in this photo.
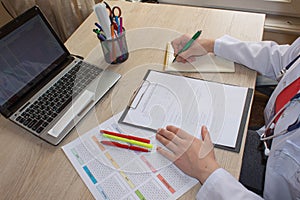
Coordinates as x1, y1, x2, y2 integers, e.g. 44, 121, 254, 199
100, 29, 129, 64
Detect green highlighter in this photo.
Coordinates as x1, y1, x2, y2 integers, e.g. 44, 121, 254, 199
172, 30, 202, 63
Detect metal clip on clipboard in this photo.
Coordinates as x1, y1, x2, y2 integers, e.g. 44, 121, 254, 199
128, 80, 151, 109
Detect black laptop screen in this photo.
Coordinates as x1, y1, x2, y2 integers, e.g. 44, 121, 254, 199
0, 14, 65, 106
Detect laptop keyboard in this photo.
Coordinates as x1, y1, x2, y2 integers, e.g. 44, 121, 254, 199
15, 61, 103, 134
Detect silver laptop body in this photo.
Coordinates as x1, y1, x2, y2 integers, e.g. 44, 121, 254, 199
0, 6, 121, 145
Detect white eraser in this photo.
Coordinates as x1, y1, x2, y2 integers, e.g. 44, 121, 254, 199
93, 3, 112, 39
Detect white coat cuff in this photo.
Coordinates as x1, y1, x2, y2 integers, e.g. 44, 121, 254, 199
196, 168, 228, 199
214, 35, 239, 57
196, 168, 263, 199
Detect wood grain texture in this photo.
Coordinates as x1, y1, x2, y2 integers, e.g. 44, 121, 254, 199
0, 1, 265, 199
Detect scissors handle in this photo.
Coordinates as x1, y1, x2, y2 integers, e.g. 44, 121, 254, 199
111, 6, 122, 18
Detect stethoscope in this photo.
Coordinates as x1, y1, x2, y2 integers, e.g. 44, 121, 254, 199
276, 54, 300, 81
260, 93, 300, 156
261, 54, 300, 156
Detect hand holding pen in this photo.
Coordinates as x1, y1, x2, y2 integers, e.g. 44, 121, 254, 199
171, 30, 214, 63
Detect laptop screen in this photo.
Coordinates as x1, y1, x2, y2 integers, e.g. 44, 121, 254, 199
0, 6, 70, 117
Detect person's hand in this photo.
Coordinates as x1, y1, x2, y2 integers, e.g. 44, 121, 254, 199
156, 125, 220, 184
171, 34, 215, 63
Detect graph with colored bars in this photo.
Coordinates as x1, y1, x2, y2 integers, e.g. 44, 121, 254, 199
62, 115, 197, 200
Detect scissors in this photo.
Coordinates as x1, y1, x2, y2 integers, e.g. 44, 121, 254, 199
104, 2, 122, 27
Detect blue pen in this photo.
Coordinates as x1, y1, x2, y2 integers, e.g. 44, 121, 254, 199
97, 33, 106, 41
95, 22, 104, 32
100, 32, 107, 39
114, 16, 120, 34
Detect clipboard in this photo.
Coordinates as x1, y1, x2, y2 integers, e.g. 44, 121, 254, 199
118, 70, 160, 132
119, 70, 253, 152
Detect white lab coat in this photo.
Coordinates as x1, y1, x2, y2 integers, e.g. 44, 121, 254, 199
197, 35, 300, 200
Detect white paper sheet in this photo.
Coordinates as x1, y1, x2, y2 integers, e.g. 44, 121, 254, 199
120, 70, 250, 149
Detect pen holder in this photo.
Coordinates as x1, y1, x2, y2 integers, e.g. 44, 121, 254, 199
100, 28, 129, 64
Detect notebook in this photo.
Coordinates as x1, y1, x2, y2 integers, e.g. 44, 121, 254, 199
0, 6, 121, 145
163, 42, 235, 72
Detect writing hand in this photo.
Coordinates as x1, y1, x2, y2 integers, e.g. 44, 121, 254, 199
171, 34, 215, 63
156, 125, 220, 184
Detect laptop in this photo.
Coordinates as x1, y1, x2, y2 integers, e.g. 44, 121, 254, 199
0, 6, 121, 145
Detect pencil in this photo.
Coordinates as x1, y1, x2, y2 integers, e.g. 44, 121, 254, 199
163, 43, 170, 70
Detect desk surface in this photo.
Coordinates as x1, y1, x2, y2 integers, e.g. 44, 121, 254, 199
0, 1, 265, 199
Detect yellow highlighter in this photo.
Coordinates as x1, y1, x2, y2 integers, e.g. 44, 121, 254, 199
102, 133, 153, 149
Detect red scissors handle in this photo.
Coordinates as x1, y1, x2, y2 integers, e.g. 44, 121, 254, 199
104, 2, 122, 18
111, 6, 121, 18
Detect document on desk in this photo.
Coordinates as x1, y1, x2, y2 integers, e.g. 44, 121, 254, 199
164, 42, 235, 73
62, 112, 198, 200
119, 70, 253, 152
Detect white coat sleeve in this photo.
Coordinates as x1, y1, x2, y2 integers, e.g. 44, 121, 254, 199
213, 35, 297, 80
196, 168, 263, 200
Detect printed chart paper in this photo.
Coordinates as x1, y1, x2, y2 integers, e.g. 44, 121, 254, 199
62, 113, 198, 200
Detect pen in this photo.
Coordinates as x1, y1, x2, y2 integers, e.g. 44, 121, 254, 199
100, 130, 151, 143
114, 16, 120, 34
102, 134, 153, 149
95, 22, 103, 32
93, 29, 107, 42
172, 30, 202, 63
111, 24, 116, 61
119, 17, 123, 35
93, 28, 101, 34
97, 33, 106, 41
101, 141, 150, 152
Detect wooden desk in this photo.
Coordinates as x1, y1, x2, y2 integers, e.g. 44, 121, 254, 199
0, 1, 265, 199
